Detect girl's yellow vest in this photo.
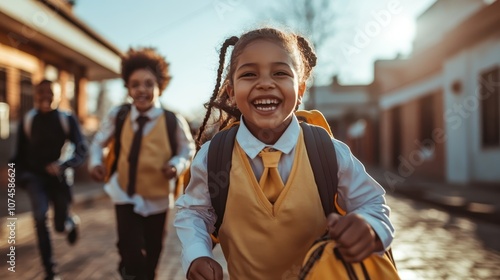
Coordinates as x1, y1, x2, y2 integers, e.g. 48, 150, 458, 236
218, 132, 326, 279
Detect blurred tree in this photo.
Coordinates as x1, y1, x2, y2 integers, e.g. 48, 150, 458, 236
268, 0, 337, 109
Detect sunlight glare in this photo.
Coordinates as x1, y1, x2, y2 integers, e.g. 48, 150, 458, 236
383, 16, 416, 53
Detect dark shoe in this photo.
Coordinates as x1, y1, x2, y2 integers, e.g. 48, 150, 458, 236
66, 215, 80, 245
44, 274, 62, 280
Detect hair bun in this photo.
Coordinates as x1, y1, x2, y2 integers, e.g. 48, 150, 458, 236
225, 36, 239, 47
296, 36, 317, 68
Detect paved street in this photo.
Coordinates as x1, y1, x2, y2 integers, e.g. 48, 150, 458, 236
387, 195, 500, 279
0, 197, 228, 280
1, 194, 500, 279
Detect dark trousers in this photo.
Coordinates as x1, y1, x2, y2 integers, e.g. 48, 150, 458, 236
22, 172, 72, 276
115, 204, 167, 280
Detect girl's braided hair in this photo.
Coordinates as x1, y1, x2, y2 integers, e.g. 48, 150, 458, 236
196, 27, 317, 149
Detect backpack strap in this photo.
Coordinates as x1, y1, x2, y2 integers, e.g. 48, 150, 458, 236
300, 122, 339, 216
207, 125, 239, 238
110, 104, 132, 177
57, 110, 70, 138
164, 110, 178, 156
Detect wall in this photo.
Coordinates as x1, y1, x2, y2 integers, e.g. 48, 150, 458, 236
469, 36, 500, 181
414, 0, 486, 53
379, 74, 444, 178
443, 34, 500, 183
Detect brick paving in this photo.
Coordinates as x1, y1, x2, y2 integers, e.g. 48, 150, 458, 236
0, 197, 227, 280
388, 195, 500, 279
2, 194, 500, 279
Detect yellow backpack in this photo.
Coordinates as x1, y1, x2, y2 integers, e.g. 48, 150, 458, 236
299, 235, 399, 280
292, 112, 400, 280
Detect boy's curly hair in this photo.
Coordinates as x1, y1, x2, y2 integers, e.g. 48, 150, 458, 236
121, 47, 172, 92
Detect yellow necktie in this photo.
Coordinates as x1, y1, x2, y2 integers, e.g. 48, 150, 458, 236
259, 148, 285, 203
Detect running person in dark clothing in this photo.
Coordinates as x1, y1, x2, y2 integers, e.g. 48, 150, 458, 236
12, 79, 88, 280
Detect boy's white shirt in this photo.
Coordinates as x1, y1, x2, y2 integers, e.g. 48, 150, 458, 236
89, 103, 196, 216
174, 115, 395, 274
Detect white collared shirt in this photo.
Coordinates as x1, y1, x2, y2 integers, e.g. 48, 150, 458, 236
89, 103, 196, 216
174, 115, 394, 273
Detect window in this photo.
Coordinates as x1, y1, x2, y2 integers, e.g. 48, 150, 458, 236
0, 67, 6, 103
391, 106, 402, 168
480, 67, 500, 148
19, 71, 33, 117
67, 73, 76, 110
420, 93, 434, 144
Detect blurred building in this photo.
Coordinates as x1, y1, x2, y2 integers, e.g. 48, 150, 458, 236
311, 76, 379, 165
0, 0, 122, 174
375, 0, 500, 184
311, 0, 500, 185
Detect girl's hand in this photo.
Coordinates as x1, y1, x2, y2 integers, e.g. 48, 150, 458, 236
327, 213, 383, 263
187, 257, 223, 280
90, 165, 106, 182
162, 163, 177, 179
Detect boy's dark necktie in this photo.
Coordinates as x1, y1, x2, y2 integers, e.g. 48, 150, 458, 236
258, 147, 285, 203
127, 115, 149, 196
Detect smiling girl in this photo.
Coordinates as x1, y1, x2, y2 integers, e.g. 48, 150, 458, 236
175, 28, 394, 280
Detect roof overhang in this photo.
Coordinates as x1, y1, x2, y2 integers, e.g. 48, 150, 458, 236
0, 0, 122, 80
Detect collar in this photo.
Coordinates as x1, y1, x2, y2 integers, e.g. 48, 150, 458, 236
130, 102, 163, 121
236, 115, 300, 159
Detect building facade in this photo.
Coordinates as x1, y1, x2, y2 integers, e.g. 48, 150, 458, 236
309, 77, 379, 165
0, 0, 122, 175
309, 0, 500, 184
376, 0, 500, 184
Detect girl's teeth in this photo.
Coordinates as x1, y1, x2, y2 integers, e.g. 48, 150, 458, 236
254, 99, 279, 105
256, 106, 277, 111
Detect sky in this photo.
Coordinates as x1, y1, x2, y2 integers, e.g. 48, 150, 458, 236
73, 0, 436, 120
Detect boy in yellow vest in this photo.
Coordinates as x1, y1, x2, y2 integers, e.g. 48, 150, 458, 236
89, 47, 195, 280
174, 28, 394, 279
